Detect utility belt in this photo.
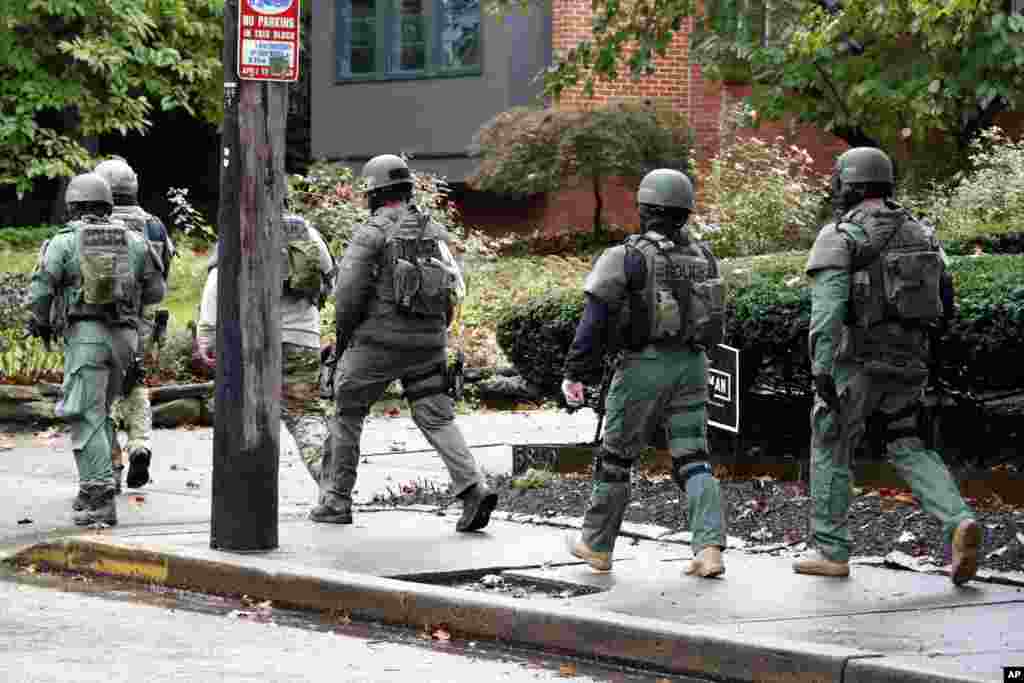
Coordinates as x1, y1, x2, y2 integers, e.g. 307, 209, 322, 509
636, 338, 701, 354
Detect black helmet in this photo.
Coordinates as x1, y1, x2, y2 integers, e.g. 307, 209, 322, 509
361, 154, 412, 193
831, 147, 894, 212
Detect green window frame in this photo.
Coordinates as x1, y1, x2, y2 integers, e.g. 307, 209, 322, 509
335, 0, 482, 81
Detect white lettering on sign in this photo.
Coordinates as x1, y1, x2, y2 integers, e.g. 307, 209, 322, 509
241, 40, 295, 67
708, 369, 731, 402
256, 16, 296, 28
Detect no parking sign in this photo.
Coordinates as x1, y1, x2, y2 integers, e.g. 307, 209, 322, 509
238, 0, 301, 81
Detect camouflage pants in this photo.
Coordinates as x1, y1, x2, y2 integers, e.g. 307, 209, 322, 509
110, 312, 157, 464
280, 343, 328, 480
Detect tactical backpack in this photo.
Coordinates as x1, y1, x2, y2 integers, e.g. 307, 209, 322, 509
384, 210, 451, 319
112, 205, 167, 278
841, 201, 944, 329
76, 221, 134, 307
282, 214, 324, 303
625, 234, 725, 349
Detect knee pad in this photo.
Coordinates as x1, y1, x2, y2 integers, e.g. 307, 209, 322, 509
671, 455, 712, 491
594, 448, 632, 483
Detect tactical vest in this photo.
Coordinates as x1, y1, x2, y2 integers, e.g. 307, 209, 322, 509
112, 205, 165, 278
281, 214, 323, 302
840, 201, 944, 330
66, 218, 140, 322
374, 206, 452, 320
624, 233, 725, 349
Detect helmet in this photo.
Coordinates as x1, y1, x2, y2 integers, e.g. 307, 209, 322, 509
65, 173, 113, 206
93, 158, 139, 196
831, 147, 894, 212
636, 169, 694, 210
361, 154, 412, 193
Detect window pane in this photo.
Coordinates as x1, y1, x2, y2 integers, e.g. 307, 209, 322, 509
338, 0, 377, 76
391, 0, 427, 72
440, 0, 480, 70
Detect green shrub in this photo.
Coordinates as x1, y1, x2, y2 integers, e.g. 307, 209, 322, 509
497, 252, 1024, 399
0, 225, 58, 250
696, 137, 828, 258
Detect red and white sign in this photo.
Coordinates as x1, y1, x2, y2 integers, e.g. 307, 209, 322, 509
238, 0, 301, 82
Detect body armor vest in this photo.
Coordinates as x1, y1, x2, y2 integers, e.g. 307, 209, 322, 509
112, 204, 165, 278
624, 233, 725, 349
841, 201, 944, 330
374, 207, 451, 320
66, 218, 140, 323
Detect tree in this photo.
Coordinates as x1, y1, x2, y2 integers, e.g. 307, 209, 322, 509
1, 1, 224, 198
470, 103, 693, 233
530, 0, 1024, 179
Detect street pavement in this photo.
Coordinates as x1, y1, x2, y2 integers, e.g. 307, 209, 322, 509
1, 411, 1022, 682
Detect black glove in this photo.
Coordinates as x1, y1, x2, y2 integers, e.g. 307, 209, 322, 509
25, 319, 53, 351
814, 374, 840, 412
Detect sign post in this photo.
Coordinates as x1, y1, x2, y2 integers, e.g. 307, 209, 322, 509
211, 0, 299, 552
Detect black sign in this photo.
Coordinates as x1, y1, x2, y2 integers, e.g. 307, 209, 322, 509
707, 343, 740, 433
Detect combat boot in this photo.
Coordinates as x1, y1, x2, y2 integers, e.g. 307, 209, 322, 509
72, 487, 118, 527
792, 550, 850, 577
456, 482, 498, 532
126, 447, 151, 488
685, 546, 726, 578
112, 465, 125, 494
71, 488, 90, 512
566, 534, 612, 571
309, 499, 353, 524
951, 518, 981, 586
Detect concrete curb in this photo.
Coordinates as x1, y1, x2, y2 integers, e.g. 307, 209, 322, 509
8, 535, 879, 683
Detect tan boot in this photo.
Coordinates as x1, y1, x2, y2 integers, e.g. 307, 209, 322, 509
566, 534, 612, 571
685, 546, 725, 578
951, 518, 981, 586
793, 550, 850, 577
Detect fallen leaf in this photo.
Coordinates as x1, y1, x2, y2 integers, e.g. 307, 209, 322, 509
384, 407, 401, 417
432, 625, 451, 641
24, 564, 38, 574
16, 518, 32, 525
558, 662, 577, 677
892, 493, 916, 505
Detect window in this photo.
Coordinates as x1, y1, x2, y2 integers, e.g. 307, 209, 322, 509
336, 0, 481, 81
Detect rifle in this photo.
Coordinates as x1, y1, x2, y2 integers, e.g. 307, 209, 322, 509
590, 355, 616, 444
447, 302, 466, 402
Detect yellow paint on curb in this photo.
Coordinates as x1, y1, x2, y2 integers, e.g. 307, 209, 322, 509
19, 542, 169, 584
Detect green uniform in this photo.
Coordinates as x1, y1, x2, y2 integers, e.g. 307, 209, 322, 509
565, 229, 727, 557
28, 217, 165, 491
320, 202, 483, 511
806, 200, 973, 563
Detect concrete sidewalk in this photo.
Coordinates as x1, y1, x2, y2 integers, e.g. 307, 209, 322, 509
2, 413, 1022, 682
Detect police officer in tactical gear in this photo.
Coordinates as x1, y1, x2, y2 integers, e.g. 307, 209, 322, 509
27, 173, 166, 526
796, 147, 980, 584
312, 154, 497, 532
196, 209, 335, 480
93, 157, 174, 492
562, 168, 729, 577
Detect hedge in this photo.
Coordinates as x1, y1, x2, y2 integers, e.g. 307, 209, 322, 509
496, 252, 1024, 402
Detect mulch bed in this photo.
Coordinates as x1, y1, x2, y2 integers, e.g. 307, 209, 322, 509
375, 470, 1024, 575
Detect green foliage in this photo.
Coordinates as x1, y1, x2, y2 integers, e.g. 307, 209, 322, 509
902, 127, 1024, 253
511, 467, 554, 489
496, 251, 1024, 399
470, 103, 693, 232
166, 187, 217, 244
531, 0, 1024, 173
0, 273, 62, 382
1, 1, 224, 195
696, 136, 828, 257
289, 160, 467, 256
0, 225, 60, 250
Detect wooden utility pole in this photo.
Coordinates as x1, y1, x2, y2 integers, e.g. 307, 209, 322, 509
211, 0, 287, 551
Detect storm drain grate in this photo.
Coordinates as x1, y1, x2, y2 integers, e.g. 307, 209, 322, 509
394, 568, 606, 600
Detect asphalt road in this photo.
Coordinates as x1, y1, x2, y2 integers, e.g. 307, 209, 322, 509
0, 572, 706, 683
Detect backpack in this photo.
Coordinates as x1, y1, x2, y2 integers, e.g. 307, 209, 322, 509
384, 209, 452, 319
626, 234, 725, 349
281, 214, 323, 302
76, 221, 133, 306
841, 201, 944, 329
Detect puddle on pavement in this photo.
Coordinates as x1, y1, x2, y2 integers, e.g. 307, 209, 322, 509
397, 567, 606, 600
